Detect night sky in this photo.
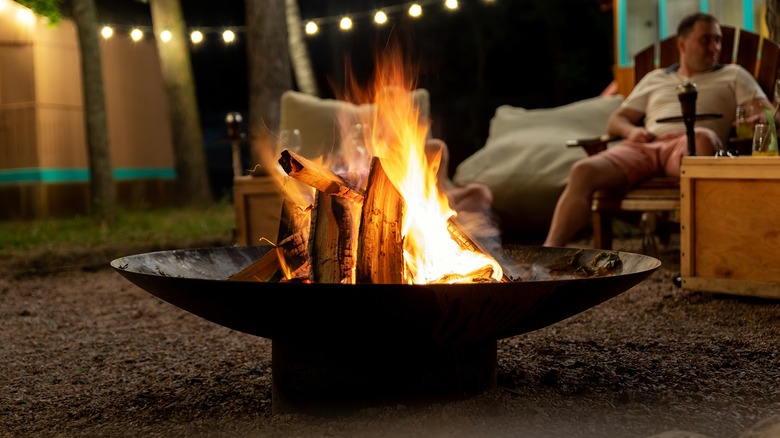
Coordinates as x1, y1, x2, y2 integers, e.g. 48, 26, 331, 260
97, 0, 613, 198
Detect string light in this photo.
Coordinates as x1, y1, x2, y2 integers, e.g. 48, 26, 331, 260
90, 0, 497, 43
15, 7, 34, 24
159, 29, 171, 42
374, 10, 388, 25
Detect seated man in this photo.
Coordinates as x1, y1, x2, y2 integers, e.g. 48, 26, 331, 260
544, 12, 773, 247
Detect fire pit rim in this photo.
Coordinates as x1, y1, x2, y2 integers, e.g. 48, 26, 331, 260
110, 245, 661, 347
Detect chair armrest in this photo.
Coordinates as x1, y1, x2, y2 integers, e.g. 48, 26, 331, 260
566, 134, 619, 156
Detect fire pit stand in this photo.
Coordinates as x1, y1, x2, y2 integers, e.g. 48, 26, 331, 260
111, 245, 661, 415
271, 339, 497, 414
271, 341, 496, 414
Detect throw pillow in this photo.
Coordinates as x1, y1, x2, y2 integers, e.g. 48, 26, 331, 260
452, 94, 624, 241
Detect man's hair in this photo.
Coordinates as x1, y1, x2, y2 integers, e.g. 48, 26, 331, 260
677, 12, 719, 37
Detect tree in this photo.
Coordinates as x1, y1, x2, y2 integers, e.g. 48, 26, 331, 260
285, 0, 318, 96
770, 2, 779, 43
244, 0, 293, 169
19, 0, 116, 225
769, 2, 780, 85
148, 0, 213, 206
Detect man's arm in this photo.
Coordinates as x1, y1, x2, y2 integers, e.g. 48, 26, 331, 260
607, 106, 654, 142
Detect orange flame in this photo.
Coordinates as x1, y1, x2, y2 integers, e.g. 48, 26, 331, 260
348, 48, 502, 284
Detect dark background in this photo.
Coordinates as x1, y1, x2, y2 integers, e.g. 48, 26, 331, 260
98, 0, 614, 199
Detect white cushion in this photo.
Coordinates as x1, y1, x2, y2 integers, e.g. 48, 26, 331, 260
452, 95, 624, 239
279, 89, 430, 159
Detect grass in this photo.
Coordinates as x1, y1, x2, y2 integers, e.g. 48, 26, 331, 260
0, 200, 235, 254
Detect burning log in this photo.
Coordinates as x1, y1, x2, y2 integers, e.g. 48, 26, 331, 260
356, 157, 405, 284
308, 191, 357, 283
228, 249, 282, 282
278, 150, 365, 203
447, 217, 512, 283
276, 200, 312, 280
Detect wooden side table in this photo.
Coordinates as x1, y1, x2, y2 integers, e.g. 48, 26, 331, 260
680, 156, 780, 299
233, 176, 283, 246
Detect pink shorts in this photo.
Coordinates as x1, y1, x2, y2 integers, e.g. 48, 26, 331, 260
601, 134, 688, 186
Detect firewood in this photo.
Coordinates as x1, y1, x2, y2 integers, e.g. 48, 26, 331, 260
446, 217, 512, 283
278, 150, 365, 203
228, 250, 282, 282
275, 200, 311, 280
308, 191, 357, 284
356, 157, 405, 284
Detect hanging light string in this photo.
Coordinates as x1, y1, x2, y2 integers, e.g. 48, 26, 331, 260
93, 0, 496, 44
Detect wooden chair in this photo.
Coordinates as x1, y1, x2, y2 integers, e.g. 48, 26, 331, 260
569, 25, 780, 253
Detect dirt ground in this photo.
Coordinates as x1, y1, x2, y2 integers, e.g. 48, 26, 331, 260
2, 237, 780, 438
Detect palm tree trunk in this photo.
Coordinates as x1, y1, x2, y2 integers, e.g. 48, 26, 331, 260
285, 0, 319, 96
70, 0, 115, 224
245, 0, 293, 169
149, 0, 212, 206
769, 1, 779, 42
767, 2, 780, 86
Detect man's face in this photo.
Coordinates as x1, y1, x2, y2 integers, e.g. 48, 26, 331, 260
680, 20, 722, 73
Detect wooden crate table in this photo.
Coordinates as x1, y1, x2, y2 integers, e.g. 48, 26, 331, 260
680, 156, 780, 299
233, 175, 283, 246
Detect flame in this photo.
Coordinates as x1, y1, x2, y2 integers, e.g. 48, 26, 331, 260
258, 130, 316, 210
264, 46, 502, 284
351, 48, 503, 284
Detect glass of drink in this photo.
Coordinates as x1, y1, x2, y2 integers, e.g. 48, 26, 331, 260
735, 104, 754, 140
752, 123, 777, 156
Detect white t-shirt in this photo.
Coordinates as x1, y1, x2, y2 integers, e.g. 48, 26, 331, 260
622, 64, 767, 142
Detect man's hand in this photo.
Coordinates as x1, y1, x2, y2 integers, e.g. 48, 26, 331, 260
625, 126, 655, 143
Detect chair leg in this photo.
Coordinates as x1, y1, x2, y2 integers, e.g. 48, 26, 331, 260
592, 210, 613, 250
640, 212, 659, 256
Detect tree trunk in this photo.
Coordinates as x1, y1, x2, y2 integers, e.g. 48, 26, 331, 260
245, 0, 293, 171
70, 0, 116, 225
149, 0, 212, 207
285, 0, 319, 96
769, 1, 779, 42
767, 2, 780, 88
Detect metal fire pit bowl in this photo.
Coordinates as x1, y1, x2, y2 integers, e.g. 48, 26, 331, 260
111, 245, 660, 414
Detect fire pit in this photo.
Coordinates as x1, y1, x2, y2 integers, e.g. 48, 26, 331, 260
111, 244, 660, 414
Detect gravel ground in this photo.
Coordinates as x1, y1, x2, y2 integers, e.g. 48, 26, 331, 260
2, 238, 780, 438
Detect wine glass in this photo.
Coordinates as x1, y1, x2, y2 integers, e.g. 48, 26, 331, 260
277, 128, 302, 155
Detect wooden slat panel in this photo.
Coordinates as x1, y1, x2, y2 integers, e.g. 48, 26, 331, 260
658, 36, 678, 69
233, 176, 283, 246
757, 38, 780, 99
691, 178, 780, 283
682, 277, 780, 299
633, 45, 656, 85
0, 105, 38, 168
679, 164, 694, 279
735, 29, 760, 74
719, 26, 736, 65
37, 105, 87, 168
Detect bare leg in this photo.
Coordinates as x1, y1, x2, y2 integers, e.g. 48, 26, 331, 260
693, 127, 723, 156
543, 155, 628, 247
